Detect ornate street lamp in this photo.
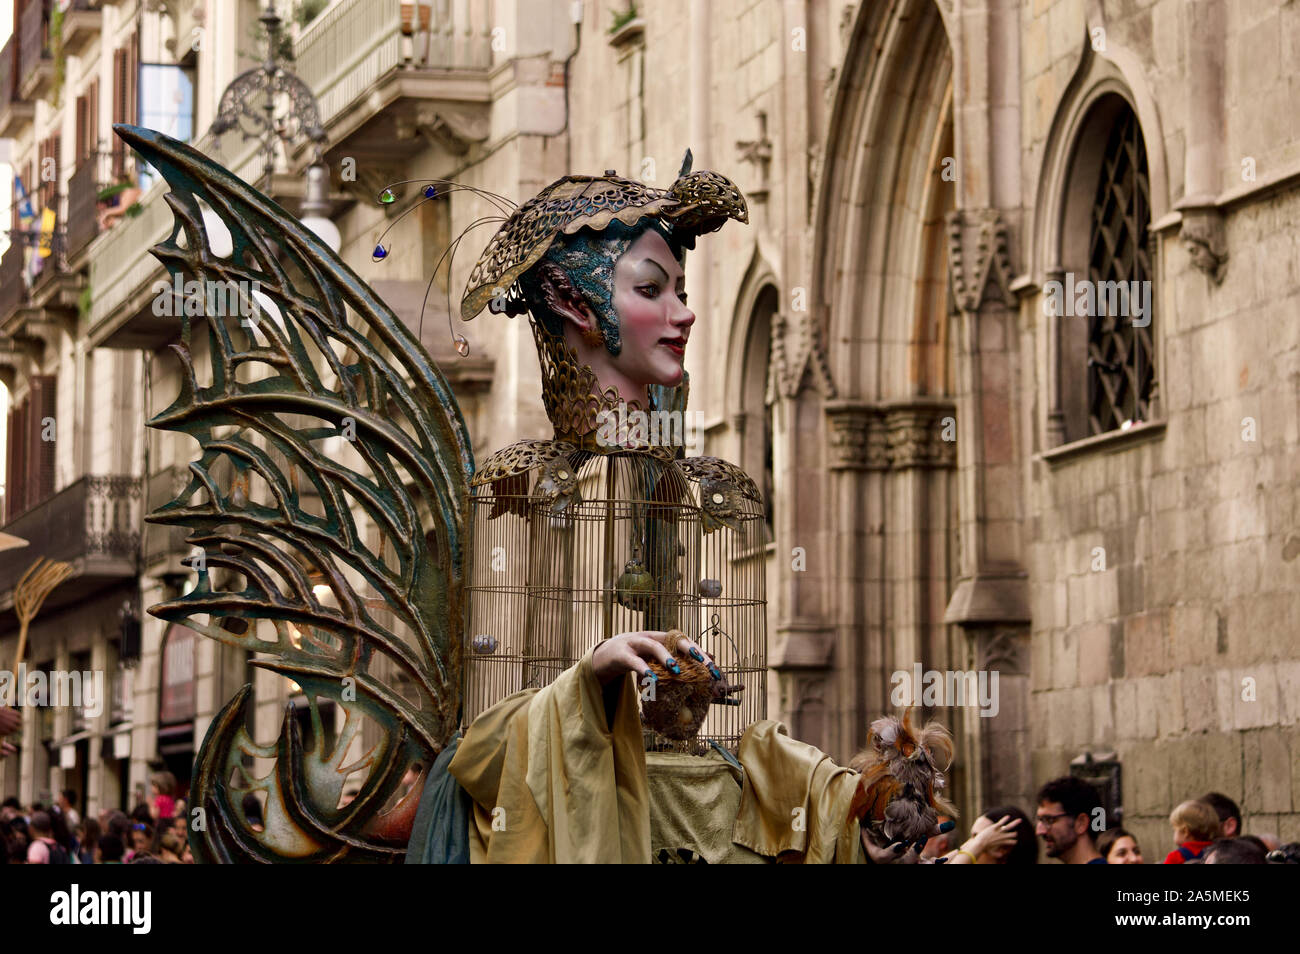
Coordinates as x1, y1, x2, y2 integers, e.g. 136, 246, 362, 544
209, 0, 339, 251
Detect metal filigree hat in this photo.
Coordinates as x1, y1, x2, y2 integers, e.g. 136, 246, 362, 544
460, 150, 748, 321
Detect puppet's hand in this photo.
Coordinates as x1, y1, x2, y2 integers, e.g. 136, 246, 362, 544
862, 830, 918, 864
593, 631, 710, 685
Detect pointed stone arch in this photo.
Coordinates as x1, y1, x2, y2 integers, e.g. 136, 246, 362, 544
771, 0, 960, 769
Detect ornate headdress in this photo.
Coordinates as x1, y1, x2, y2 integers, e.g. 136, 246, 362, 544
459, 152, 748, 447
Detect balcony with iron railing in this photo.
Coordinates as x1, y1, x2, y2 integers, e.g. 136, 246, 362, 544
87, 133, 259, 350
0, 37, 35, 139
66, 150, 123, 267
19, 0, 54, 101
0, 474, 143, 619
61, 0, 106, 58
293, 0, 492, 165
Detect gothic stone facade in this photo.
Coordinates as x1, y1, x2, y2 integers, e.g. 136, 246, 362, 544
545, 0, 1300, 848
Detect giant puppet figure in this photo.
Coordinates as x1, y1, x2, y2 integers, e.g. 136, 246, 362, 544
120, 123, 955, 864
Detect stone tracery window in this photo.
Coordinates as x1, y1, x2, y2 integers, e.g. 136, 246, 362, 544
1052, 92, 1159, 444
1087, 104, 1154, 434
740, 285, 778, 543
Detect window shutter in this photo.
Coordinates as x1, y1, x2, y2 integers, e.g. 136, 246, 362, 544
4, 405, 17, 522
89, 79, 99, 157
76, 93, 86, 162
27, 375, 58, 510
112, 45, 127, 176
9, 398, 28, 518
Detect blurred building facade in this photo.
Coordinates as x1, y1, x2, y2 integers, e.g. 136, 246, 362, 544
1, 0, 1297, 854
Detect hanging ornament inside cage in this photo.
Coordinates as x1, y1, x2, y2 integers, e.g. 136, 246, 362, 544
471, 633, 498, 655
614, 556, 655, 612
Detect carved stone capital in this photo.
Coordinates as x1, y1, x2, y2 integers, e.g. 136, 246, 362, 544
883, 400, 958, 469
825, 399, 956, 471
947, 208, 1016, 313
824, 401, 887, 470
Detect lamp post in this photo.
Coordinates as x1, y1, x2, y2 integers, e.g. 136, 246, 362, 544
209, 0, 340, 251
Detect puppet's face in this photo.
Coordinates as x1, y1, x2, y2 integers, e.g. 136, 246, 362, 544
594, 228, 694, 397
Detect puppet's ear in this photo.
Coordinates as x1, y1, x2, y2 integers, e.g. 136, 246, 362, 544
536, 262, 599, 333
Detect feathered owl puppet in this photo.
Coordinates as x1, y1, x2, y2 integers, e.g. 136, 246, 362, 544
850, 709, 957, 852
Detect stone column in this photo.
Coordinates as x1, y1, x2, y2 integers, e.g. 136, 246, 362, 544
942, 209, 1032, 811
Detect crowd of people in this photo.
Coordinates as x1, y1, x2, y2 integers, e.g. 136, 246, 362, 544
923, 777, 1300, 865
0, 771, 192, 865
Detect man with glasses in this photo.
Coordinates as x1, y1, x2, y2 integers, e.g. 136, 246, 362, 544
1036, 776, 1106, 864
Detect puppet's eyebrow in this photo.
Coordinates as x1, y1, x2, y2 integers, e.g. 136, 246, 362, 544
636, 259, 684, 287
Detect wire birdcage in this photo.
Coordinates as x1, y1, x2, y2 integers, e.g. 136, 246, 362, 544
462, 448, 767, 751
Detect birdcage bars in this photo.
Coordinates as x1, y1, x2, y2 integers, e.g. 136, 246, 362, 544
461, 450, 766, 751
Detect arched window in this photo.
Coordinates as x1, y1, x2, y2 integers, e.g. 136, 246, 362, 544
1087, 104, 1153, 434
739, 285, 777, 542
1053, 94, 1157, 442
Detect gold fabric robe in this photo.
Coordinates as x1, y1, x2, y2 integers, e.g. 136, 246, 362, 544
448, 648, 864, 863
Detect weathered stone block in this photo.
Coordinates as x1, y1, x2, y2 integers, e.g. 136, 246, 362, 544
1201, 731, 1244, 802
1077, 622, 1110, 685
1277, 660, 1300, 726
1243, 728, 1292, 814
1092, 683, 1115, 744
1233, 664, 1279, 729
1053, 627, 1078, 689
1214, 668, 1238, 733
1181, 667, 1218, 734
1162, 735, 1205, 808
1114, 679, 1139, 742
1134, 676, 1160, 740
1155, 671, 1186, 737
1126, 741, 1171, 815
1125, 609, 1169, 677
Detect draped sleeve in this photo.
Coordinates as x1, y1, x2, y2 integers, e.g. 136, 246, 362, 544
447, 647, 652, 863
732, 720, 865, 863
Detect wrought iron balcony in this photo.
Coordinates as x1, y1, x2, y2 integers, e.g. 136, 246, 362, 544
67, 151, 119, 265
61, 0, 105, 58
0, 37, 35, 139
293, 0, 491, 169
0, 474, 143, 618
19, 0, 54, 101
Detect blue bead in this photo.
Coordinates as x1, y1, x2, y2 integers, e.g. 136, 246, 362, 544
424, 185, 438, 199
373, 244, 388, 260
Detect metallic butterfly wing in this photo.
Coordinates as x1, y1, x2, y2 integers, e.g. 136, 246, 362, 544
115, 125, 473, 863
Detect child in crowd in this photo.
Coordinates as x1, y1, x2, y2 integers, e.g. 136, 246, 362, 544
1163, 799, 1220, 863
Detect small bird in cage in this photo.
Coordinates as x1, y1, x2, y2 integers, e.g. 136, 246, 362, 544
640, 629, 739, 740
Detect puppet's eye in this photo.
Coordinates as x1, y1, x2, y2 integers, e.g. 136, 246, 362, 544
637, 284, 659, 298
